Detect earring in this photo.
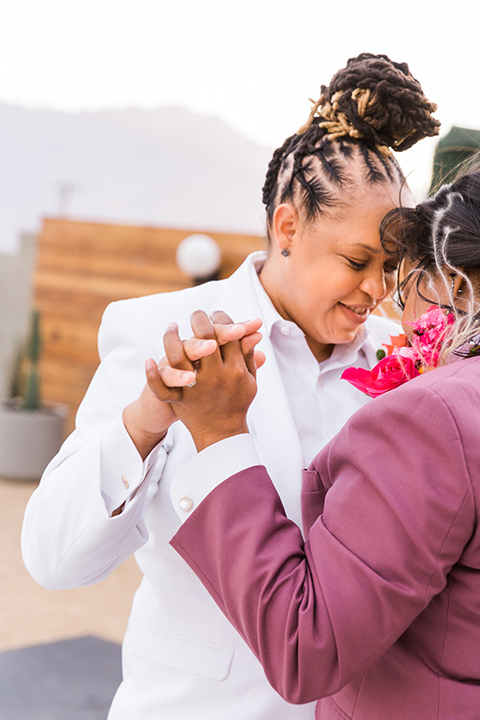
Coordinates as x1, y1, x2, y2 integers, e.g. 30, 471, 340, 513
281, 248, 290, 257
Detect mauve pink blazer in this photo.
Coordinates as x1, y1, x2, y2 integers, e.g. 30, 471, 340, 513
171, 356, 480, 719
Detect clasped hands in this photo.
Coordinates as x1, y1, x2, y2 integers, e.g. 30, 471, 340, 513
123, 310, 264, 458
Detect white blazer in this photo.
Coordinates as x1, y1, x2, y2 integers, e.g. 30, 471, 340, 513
22, 253, 400, 720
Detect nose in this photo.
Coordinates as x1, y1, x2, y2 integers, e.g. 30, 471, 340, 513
360, 265, 389, 301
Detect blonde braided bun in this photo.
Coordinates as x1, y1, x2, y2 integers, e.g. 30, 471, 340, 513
298, 53, 440, 152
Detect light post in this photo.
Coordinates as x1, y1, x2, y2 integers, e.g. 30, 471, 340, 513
176, 233, 222, 285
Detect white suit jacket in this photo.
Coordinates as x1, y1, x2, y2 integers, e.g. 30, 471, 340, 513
22, 252, 400, 720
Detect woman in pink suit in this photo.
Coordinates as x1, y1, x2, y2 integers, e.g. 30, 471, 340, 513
157, 166, 480, 718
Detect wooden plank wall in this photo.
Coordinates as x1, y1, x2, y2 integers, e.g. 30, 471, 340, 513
34, 218, 264, 434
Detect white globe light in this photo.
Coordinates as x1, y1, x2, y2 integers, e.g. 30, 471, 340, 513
176, 234, 222, 281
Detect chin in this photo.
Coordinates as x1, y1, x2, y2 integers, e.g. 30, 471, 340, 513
341, 321, 363, 338
330, 329, 360, 346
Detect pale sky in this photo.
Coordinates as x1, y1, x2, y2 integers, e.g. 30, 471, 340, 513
1, 0, 479, 199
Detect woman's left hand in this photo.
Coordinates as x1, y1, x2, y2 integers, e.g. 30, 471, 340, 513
147, 310, 262, 451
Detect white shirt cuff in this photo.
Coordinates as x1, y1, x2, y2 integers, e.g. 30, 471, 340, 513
170, 433, 261, 521
100, 415, 169, 515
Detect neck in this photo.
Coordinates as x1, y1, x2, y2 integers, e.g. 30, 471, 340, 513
307, 339, 334, 362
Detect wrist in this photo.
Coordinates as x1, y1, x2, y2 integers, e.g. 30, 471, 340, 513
192, 424, 249, 453
123, 402, 169, 460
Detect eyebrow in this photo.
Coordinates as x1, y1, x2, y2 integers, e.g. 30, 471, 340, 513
347, 242, 381, 254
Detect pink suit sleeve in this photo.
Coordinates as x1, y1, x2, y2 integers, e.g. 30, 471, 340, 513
171, 380, 474, 703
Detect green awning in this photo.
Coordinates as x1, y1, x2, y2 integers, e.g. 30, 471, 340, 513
430, 125, 480, 193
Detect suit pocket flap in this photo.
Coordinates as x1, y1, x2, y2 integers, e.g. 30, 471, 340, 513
130, 624, 234, 681
301, 468, 326, 493
301, 469, 328, 536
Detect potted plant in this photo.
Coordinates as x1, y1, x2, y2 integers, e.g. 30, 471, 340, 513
0, 309, 68, 481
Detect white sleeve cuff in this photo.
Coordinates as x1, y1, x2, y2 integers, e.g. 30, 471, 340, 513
170, 433, 261, 521
100, 415, 169, 515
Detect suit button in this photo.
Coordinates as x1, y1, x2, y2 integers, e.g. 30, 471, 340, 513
179, 496, 193, 512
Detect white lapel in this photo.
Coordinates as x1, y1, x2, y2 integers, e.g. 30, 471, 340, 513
247, 336, 305, 527
222, 256, 305, 527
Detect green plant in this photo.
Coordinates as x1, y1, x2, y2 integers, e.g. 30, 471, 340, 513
11, 309, 42, 411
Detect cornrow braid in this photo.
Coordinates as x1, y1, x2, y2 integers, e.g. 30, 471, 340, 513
262, 53, 440, 235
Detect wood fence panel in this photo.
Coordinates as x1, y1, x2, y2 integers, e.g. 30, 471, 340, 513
34, 218, 264, 433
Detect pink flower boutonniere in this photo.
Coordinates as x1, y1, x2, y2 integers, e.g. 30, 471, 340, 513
409, 305, 455, 367
341, 306, 454, 398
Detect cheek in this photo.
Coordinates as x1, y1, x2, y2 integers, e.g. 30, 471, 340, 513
400, 287, 416, 332
294, 269, 332, 306
401, 294, 430, 333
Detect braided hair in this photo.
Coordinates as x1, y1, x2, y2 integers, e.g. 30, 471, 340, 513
262, 53, 440, 236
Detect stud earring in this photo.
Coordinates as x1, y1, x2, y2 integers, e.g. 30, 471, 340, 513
281, 248, 290, 257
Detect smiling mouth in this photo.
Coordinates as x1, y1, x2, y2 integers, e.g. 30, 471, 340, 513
340, 303, 374, 317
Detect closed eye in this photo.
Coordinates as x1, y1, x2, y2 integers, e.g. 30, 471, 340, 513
346, 258, 368, 270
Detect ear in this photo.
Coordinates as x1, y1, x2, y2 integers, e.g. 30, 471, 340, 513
272, 203, 298, 254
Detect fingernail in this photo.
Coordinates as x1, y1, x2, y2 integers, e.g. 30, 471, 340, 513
208, 311, 229, 321
185, 371, 197, 387
167, 321, 178, 330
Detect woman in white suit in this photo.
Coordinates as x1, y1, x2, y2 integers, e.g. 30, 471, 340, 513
22, 53, 439, 720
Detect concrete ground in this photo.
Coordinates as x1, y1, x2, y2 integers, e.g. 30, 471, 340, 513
0, 476, 142, 653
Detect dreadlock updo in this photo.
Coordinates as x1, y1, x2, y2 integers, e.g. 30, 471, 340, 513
262, 53, 440, 238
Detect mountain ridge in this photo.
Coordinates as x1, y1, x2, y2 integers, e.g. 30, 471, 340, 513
1, 103, 273, 253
